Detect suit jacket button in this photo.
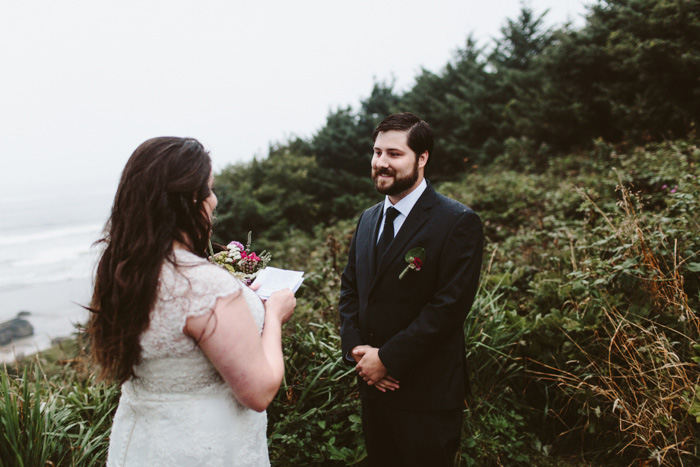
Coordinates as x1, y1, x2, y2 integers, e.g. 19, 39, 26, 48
369, 332, 375, 342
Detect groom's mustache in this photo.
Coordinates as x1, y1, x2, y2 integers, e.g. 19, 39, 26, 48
373, 168, 395, 177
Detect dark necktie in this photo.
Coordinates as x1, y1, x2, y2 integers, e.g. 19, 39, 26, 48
376, 207, 400, 268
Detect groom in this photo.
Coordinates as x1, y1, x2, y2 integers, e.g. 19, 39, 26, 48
339, 112, 483, 466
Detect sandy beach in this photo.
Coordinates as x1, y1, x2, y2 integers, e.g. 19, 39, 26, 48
0, 277, 91, 363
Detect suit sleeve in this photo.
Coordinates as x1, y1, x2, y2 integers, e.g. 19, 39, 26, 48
378, 209, 483, 379
338, 213, 365, 363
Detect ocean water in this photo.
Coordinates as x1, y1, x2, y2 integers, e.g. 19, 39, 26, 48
0, 181, 115, 362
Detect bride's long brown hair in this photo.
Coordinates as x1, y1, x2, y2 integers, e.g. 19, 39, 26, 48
88, 137, 213, 384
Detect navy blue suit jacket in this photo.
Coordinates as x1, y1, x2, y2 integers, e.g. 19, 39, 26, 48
339, 183, 483, 411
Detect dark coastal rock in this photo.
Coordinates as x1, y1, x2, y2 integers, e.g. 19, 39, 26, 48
0, 312, 34, 346
51, 336, 71, 346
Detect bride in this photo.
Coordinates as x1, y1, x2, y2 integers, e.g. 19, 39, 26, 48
88, 137, 296, 466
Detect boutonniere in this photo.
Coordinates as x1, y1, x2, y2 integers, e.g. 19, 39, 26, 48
399, 247, 426, 280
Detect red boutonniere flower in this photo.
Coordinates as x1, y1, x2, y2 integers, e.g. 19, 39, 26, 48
399, 247, 426, 280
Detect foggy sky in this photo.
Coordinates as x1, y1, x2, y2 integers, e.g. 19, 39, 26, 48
0, 0, 588, 198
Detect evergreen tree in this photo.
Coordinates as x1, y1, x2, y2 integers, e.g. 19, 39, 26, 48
595, 0, 700, 141
312, 82, 400, 177
512, 0, 700, 149
311, 106, 367, 177
403, 36, 499, 178
489, 6, 556, 159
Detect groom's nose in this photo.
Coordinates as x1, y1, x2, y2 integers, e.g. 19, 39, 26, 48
373, 155, 389, 169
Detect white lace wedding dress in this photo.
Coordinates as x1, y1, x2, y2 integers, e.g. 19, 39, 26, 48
107, 249, 270, 467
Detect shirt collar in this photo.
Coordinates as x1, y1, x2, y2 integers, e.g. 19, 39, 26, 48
383, 178, 427, 218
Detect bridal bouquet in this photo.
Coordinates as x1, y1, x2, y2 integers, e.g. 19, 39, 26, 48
209, 233, 271, 285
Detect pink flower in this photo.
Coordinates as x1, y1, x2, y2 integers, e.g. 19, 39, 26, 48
212, 235, 271, 282
228, 241, 245, 251
671, 185, 678, 193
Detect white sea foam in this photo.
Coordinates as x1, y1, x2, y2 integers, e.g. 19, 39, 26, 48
0, 223, 103, 246
0, 184, 111, 356
0, 260, 96, 290
11, 244, 96, 268
0, 220, 103, 290
0, 181, 114, 361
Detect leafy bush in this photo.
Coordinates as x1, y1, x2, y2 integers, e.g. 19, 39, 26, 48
268, 322, 365, 465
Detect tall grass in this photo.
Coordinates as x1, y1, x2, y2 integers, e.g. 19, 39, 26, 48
0, 362, 119, 467
533, 179, 700, 465
460, 273, 537, 466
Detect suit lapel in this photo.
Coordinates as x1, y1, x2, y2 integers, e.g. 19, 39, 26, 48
357, 202, 383, 284
373, 185, 438, 282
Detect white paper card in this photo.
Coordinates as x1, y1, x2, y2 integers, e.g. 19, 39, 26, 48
251, 267, 305, 300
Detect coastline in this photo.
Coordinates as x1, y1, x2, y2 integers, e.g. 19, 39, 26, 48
0, 277, 90, 363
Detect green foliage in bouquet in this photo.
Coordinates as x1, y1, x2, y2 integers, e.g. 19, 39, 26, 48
209, 232, 272, 284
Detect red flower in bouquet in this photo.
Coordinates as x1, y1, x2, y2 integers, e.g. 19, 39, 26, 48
209, 233, 271, 284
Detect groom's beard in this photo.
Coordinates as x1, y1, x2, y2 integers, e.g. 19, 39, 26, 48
372, 160, 419, 197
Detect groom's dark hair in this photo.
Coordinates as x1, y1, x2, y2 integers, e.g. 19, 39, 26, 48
372, 112, 434, 162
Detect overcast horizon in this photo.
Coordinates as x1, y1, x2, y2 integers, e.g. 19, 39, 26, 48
1, 0, 589, 198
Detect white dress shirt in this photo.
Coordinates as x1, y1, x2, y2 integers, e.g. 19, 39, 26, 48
376, 178, 428, 243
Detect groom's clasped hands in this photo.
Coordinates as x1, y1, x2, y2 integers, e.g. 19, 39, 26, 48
352, 345, 400, 393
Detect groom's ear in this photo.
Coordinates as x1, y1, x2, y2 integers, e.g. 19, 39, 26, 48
418, 151, 429, 169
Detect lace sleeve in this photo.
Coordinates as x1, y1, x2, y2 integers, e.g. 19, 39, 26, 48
179, 262, 243, 331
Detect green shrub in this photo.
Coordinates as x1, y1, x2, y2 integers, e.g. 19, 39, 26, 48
268, 322, 365, 465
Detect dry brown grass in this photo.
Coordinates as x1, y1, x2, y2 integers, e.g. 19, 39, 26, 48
533, 180, 700, 466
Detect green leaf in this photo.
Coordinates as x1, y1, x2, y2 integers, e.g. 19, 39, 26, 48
405, 247, 427, 262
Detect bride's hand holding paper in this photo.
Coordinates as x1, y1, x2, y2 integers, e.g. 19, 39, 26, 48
265, 288, 296, 324
251, 267, 305, 300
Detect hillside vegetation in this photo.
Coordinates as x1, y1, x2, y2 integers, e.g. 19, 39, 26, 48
3, 139, 697, 466
2, 1, 699, 466
265, 139, 700, 466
